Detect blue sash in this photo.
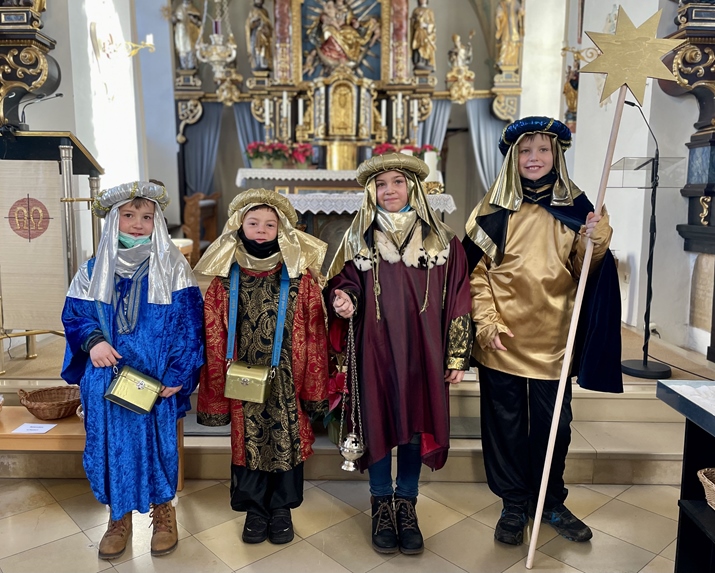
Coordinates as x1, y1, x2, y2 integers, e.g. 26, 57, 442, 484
225, 263, 290, 373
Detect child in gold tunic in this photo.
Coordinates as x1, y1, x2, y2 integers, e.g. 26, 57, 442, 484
463, 117, 622, 546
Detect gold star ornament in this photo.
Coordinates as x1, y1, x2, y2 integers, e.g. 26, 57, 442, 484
581, 7, 685, 105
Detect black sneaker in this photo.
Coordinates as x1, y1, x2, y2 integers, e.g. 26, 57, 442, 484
494, 504, 529, 546
540, 504, 592, 542
371, 495, 399, 554
242, 512, 269, 544
268, 509, 294, 544
394, 496, 424, 555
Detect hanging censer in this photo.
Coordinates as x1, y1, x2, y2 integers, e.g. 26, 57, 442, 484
338, 317, 365, 471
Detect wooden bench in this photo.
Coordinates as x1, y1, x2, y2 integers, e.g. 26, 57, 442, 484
0, 406, 184, 490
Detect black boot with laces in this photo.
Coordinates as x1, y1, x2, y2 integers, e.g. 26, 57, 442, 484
394, 496, 424, 554
370, 495, 398, 554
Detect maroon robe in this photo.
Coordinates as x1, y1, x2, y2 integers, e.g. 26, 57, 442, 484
327, 236, 472, 471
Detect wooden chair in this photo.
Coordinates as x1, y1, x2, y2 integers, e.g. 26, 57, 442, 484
182, 192, 220, 266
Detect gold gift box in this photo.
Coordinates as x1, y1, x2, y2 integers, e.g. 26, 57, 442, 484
224, 361, 272, 403
104, 365, 161, 414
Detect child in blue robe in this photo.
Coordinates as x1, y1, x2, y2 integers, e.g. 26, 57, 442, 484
61, 181, 204, 560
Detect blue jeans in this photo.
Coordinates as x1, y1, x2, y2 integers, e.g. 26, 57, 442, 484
368, 435, 422, 498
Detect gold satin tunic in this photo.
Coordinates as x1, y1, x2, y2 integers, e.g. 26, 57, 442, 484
470, 203, 611, 380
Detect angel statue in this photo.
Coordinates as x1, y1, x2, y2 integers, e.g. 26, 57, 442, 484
411, 0, 436, 71
246, 0, 273, 71
448, 31, 474, 71
171, 0, 202, 70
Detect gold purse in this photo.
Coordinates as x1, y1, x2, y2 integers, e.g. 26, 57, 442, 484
104, 365, 162, 414
224, 263, 289, 404
224, 362, 273, 403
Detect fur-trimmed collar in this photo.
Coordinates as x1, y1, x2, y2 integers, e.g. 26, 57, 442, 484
354, 230, 449, 271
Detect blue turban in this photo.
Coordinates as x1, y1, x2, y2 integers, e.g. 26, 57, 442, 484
499, 116, 572, 156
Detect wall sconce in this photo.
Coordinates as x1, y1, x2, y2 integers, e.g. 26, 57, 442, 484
90, 22, 155, 60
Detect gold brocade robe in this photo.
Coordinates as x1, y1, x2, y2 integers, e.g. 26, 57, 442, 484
197, 265, 328, 471
470, 203, 611, 380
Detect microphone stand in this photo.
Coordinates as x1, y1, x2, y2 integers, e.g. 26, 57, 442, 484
621, 101, 672, 379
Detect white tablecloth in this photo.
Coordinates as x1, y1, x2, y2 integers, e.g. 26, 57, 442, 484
236, 168, 444, 187
284, 192, 456, 214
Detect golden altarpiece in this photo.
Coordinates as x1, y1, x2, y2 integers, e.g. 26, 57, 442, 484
171, 0, 525, 266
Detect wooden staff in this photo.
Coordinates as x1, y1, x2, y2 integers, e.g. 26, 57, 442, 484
526, 84, 627, 569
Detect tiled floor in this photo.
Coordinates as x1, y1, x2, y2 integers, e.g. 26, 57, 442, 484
0, 478, 680, 573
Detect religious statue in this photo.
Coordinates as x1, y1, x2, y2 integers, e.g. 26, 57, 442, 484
446, 31, 476, 105
448, 32, 473, 71
410, 0, 436, 72
303, 0, 381, 76
495, 0, 524, 73
171, 0, 201, 70
563, 64, 579, 132
246, 0, 273, 72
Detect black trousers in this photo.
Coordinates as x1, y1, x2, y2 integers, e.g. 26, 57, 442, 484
478, 365, 573, 510
230, 463, 304, 519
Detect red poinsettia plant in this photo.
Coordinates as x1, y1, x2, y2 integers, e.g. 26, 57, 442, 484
246, 141, 270, 160
373, 142, 396, 156
417, 144, 441, 160
399, 144, 420, 155
269, 142, 290, 161
291, 143, 313, 165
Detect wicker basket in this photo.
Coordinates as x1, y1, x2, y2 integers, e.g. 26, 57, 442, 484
18, 386, 81, 421
698, 468, 715, 511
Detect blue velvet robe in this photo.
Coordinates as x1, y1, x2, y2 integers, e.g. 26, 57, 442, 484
61, 259, 204, 520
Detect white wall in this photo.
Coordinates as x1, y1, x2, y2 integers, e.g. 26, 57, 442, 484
521, 0, 568, 119
573, 0, 696, 349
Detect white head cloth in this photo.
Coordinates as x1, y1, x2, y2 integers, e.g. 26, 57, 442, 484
73, 181, 196, 305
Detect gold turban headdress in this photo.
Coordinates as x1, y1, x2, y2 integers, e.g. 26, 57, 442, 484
194, 188, 327, 279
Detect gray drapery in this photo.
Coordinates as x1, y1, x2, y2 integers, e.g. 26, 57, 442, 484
417, 99, 452, 150
466, 97, 507, 194
233, 102, 266, 167
183, 102, 223, 196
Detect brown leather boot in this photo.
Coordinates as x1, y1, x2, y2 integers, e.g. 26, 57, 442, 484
98, 512, 132, 560
150, 501, 178, 556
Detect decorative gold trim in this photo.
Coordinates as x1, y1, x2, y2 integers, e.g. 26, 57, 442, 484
291, 0, 302, 85
492, 92, 519, 122
0, 45, 48, 125
177, 99, 203, 144
673, 44, 715, 94
326, 141, 358, 170
700, 196, 711, 226
380, 0, 391, 84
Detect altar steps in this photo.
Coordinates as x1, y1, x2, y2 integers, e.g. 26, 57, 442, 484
1, 324, 711, 484
182, 377, 686, 486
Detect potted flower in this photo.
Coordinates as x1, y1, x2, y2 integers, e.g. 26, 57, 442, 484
246, 141, 271, 168
373, 142, 396, 156
291, 143, 314, 169
399, 144, 420, 157
269, 142, 290, 169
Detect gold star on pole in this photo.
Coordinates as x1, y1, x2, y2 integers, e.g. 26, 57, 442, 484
580, 7, 685, 105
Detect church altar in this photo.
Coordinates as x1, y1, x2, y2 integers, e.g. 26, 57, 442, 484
236, 167, 445, 190
281, 192, 455, 215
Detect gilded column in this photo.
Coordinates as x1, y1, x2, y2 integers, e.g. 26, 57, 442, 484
274, 0, 292, 84
391, 0, 409, 82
